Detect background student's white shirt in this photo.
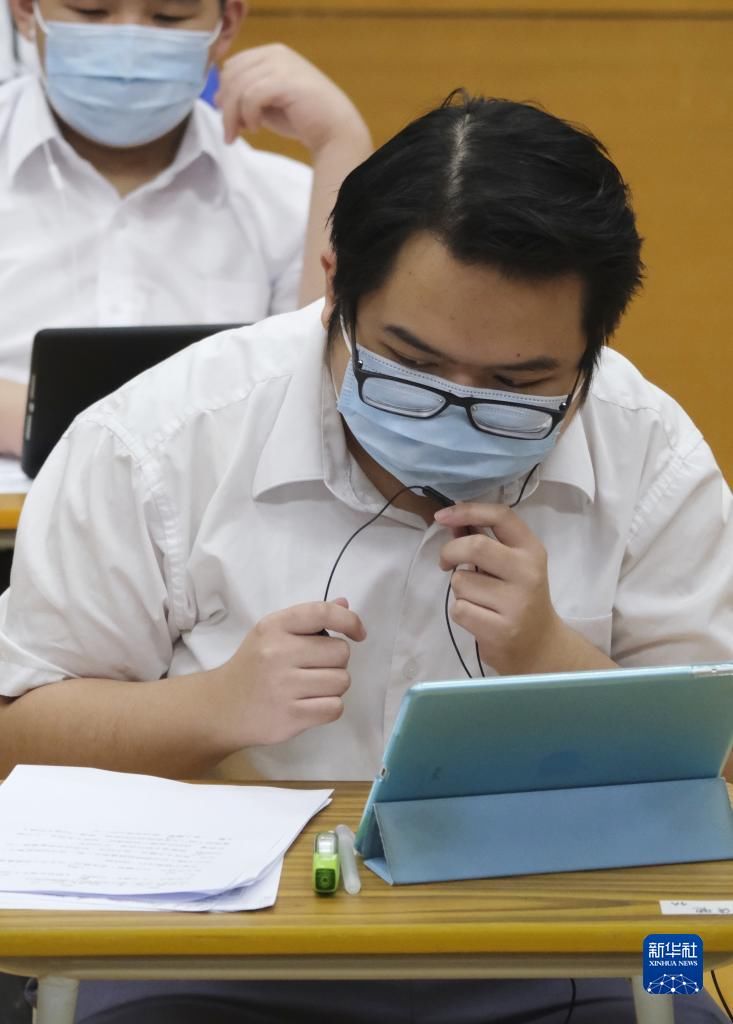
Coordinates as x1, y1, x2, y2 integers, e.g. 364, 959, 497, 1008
0, 75, 312, 382
0, 1, 13, 83
0, 303, 731, 780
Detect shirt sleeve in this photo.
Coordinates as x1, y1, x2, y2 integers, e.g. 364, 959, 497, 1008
0, 418, 178, 697
266, 161, 312, 317
268, 245, 306, 317
612, 438, 733, 666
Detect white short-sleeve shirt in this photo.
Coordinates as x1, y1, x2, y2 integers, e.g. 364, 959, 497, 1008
0, 75, 312, 382
0, 302, 731, 780
0, 4, 14, 83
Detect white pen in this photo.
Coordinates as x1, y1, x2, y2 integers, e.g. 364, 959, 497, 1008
335, 823, 361, 895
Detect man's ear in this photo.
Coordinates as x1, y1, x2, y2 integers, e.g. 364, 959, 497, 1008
210, 0, 245, 65
11, 0, 36, 42
321, 249, 337, 329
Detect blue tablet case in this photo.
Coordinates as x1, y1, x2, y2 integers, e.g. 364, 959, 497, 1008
355, 664, 733, 884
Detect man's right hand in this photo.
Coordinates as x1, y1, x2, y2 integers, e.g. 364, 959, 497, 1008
209, 598, 366, 750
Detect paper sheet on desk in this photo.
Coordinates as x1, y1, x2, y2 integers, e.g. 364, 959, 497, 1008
0, 765, 330, 909
0, 456, 31, 495
0, 859, 284, 912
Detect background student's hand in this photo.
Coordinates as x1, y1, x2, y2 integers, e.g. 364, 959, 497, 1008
216, 43, 370, 154
0, 378, 26, 457
435, 502, 614, 675
209, 598, 366, 750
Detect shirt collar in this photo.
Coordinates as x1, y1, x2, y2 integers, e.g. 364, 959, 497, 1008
150, 99, 227, 200
535, 407, 596, 503
252, 304, 415, 518
7, 75, 59, 183
251, 303, 333, 500
8, 78, 225, 198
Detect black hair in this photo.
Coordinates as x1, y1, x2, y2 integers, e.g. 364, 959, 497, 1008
329, 92, 644, 392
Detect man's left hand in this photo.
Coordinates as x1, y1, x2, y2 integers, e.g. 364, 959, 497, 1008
216, 44, 369, 153
435, 502, 610, 675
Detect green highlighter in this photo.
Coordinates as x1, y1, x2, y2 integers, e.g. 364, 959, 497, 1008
312, 831, 340, 894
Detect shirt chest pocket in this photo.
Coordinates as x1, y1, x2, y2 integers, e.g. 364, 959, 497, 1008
560, 613, 613, 656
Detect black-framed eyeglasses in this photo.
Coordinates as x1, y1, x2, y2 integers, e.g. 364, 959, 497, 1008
347, 329, 580, 441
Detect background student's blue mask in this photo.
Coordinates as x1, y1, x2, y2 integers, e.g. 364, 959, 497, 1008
336, 343, 570, 502
34, 6, 220, 148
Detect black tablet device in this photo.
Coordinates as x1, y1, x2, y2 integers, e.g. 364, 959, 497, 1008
21, 324, 241, 477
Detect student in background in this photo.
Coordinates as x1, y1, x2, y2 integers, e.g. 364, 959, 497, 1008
0, 0, 37, 80
0, 0, 15, 80
0, 0, 371, 456
0, 94, 729, 1022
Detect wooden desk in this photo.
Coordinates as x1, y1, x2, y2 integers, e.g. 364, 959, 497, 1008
0, 784, 731, 1024
0, 494, 24, 548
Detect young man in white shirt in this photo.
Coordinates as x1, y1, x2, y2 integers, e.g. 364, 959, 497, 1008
0, 96, 730, 1022
0, 0, 371, 455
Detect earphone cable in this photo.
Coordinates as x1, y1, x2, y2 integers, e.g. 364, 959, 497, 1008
324, 483, 477, 678
444, 569, 474, 679
324, 464, 539, 678
323, 485, 423, 603
711, 971, 733, 1022
561, 979, 577, 1024
465, 464, 540, 679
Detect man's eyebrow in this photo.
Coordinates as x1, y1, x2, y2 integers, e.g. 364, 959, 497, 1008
492, 355, 561, 372
382, 324, 561, 371
383, 325, 446, 357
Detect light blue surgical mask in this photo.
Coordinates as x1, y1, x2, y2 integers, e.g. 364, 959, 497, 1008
336, 329, 574, 502
34, 4, 220, 148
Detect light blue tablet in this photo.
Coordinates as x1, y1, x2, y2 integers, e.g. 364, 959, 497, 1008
355, 663, 733, 860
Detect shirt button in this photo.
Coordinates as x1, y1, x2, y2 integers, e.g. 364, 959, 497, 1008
403, 658, 419, 682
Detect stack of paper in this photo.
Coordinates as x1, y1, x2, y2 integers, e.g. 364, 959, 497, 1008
0, 765, 331, 911
0, 456, 32, 494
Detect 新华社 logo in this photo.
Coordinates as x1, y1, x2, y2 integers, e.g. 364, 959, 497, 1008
643, 934, 704, 995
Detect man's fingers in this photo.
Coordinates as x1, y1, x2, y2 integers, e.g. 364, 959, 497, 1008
294, 668, 351, 699
273, 601, 367, 642
450, 569, 510, 610
221, 43, 289, 77
292, 695, 345, 729
218, 84, 244, 143
450, 598, 504, 646
220, 87, 263, 138
435, 502, 536, 548
439, 533, 516, 577
296, 635, 351, 669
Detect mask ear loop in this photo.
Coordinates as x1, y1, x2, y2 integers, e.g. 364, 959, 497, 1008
32, 2, 48, 38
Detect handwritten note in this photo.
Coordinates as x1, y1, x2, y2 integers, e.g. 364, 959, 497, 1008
0, 765, 330, 909
660, 900, 733, 916
0, 825, 238, 894
0, 859, 283, 912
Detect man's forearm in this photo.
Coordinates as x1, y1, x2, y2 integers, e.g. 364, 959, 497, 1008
0, 378, 27, 457
299, 122, 372, 307
0, 672, 232, 778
